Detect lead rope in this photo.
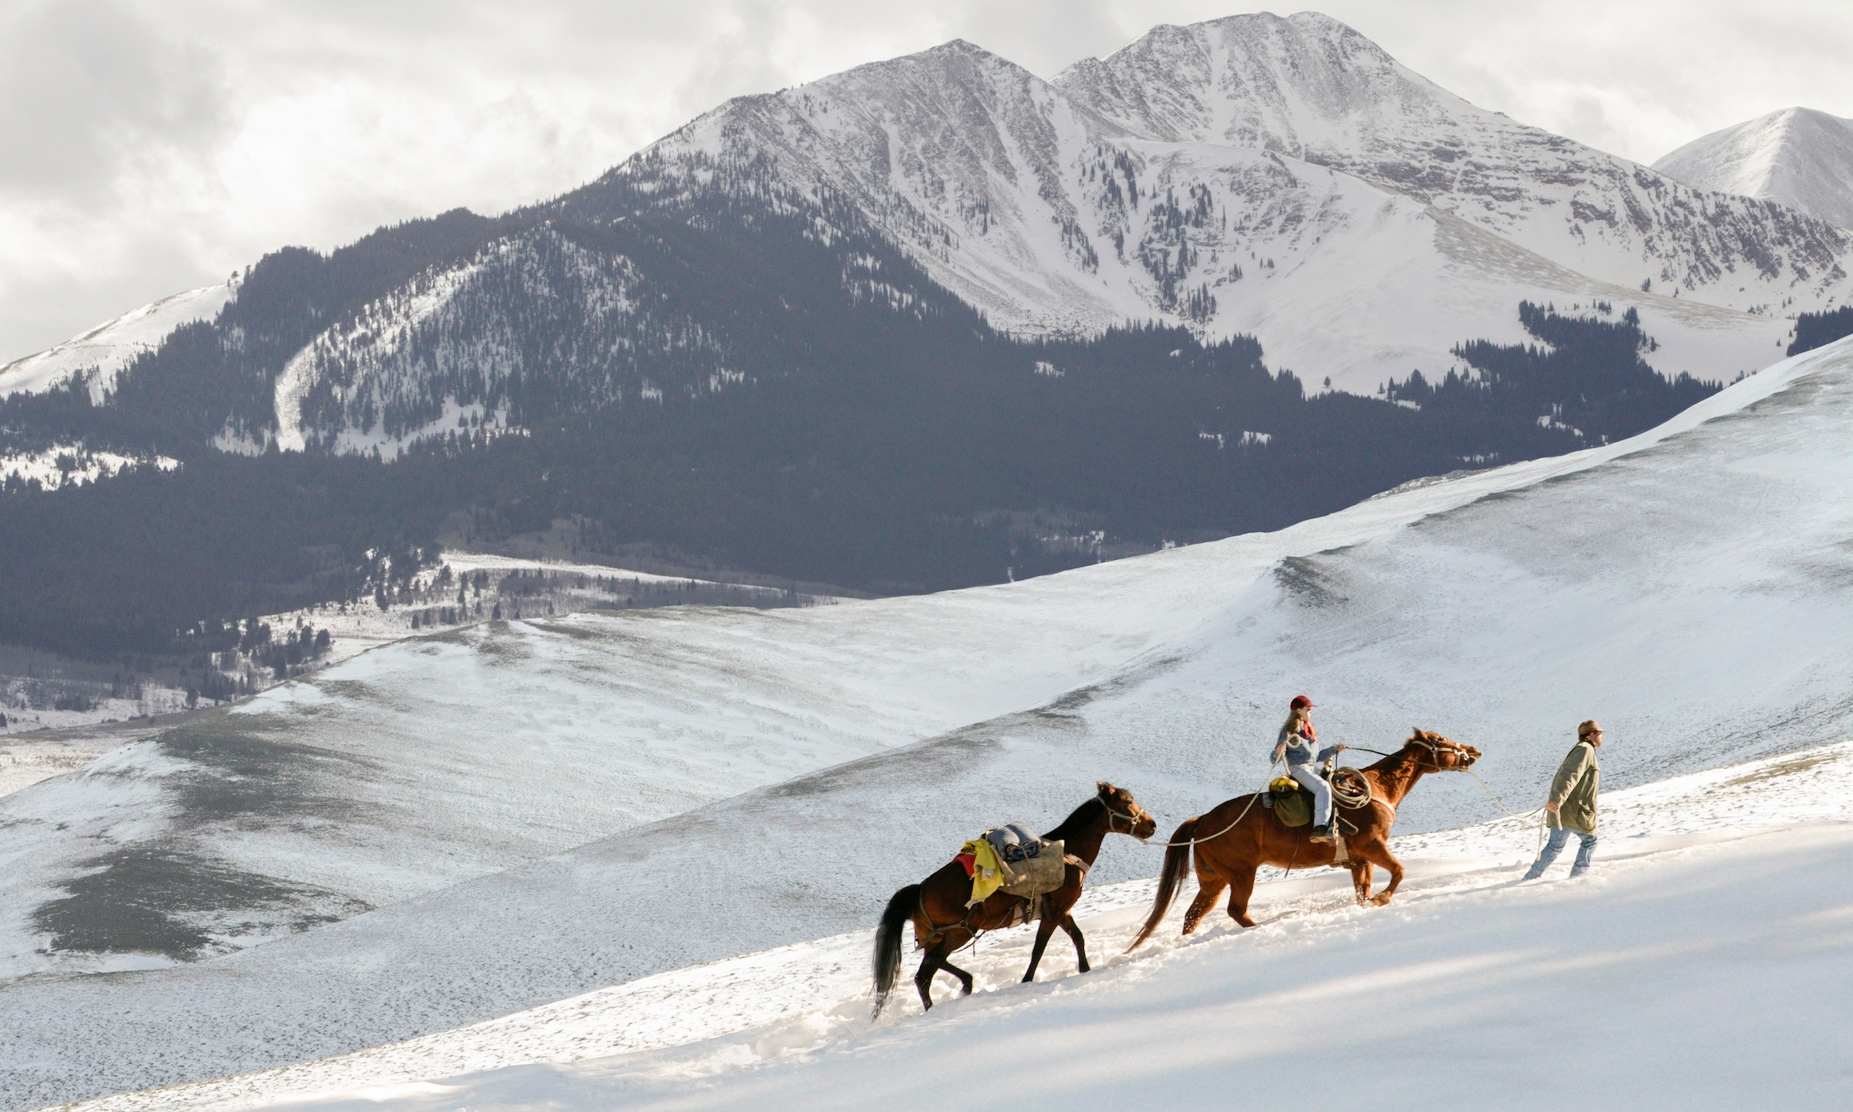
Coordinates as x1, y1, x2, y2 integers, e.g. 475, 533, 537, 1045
1358, 747, 1548, 854
1151, 758, 1285, 847
1458, 766, 1547, 854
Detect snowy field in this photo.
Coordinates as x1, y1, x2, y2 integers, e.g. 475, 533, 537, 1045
3, 337, 1852, 1109
57, 740, 1853, 1111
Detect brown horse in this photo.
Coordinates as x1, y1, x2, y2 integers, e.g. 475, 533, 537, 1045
1127, 730, 1480, 950
872, 782, 1158, 1015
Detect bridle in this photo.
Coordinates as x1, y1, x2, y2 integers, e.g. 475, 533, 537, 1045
1353, 737, 1479, 772
1097, 791, 1154, 840
1406, 736, 1478, 770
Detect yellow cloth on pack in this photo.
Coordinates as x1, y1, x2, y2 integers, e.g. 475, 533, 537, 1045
960, 838, 1006, 904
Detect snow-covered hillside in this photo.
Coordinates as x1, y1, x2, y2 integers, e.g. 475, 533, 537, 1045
60, 740, 1853, 1112
3, 335, 1851, 1110
1655, 107, 1853, 231
0, 282, 236, 400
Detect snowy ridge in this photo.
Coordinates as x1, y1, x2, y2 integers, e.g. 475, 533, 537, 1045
3, 336, 1852, 1109
53, 740, 1853, 1112
0, 282, 237, 401
1654, 107, 1853, 231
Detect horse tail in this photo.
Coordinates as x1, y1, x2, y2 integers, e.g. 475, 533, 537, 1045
872, 883, 921, 1018
1126, 816, 1198, 953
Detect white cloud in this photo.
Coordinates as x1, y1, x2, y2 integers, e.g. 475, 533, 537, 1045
3, 0, 1851, 363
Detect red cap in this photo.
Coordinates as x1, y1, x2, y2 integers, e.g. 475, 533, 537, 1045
1290, 695, 1315, 710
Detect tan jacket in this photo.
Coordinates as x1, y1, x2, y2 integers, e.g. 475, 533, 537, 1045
1546, 741, 1600, 835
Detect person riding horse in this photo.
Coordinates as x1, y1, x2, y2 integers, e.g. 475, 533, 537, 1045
1271, 694, 1348, 842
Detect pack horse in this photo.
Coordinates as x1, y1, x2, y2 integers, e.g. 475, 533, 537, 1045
872, 782, 1157, 1015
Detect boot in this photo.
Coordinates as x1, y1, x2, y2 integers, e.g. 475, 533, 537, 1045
1309, 823, 1333, 843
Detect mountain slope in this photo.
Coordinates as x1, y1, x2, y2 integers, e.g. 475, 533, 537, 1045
3, 336, 1851, 1109
1654, 106, 1853, 230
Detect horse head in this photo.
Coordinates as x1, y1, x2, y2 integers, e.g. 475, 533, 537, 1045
1407, 728, 1481, 770
1096, 780, 1158, 841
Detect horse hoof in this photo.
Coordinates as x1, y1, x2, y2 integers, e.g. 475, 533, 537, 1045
1371, 894, 1393, 907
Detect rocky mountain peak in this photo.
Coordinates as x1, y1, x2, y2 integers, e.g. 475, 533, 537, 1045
1653, 107, 1853, 230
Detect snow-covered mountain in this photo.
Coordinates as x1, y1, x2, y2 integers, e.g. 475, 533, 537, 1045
1654, 106, 1853, 231
557, 12, 1825, 396
1055, 14, 1846, 310
11, 12, 1837, 452
5, 334, 1852, 1109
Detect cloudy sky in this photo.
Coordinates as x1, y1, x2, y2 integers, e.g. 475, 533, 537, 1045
3, 0, 1851, 363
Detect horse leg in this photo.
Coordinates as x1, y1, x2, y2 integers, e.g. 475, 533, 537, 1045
939, 957, 976, 996
1182, 869, 1228, 936
1364, 845, 1405, 907
1223, 863, 1259, 928
1061, 915, 1090, 973
1022, 915, 1061, 983
1348, 861, 1374, 905
914, 937, 959, 1010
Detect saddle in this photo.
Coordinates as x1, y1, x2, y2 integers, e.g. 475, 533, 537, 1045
1260, 775, 1360, 835
1261, 776, 1314, 827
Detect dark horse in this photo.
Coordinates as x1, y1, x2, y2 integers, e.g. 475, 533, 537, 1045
1127, 730, 1480, 950
872, 782, 1158, 1015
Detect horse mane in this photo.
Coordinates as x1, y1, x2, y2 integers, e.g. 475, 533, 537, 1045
1363, 743, 1421, 775
1044, 795, 1106, 842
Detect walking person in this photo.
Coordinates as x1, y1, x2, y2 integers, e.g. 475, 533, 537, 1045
1270, 695, 1347, 842
1523, 720, 1604, 879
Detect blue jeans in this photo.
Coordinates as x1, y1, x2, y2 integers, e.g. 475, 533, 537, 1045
1524, 825, 1597, 879
1288, 764, 1333, 826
